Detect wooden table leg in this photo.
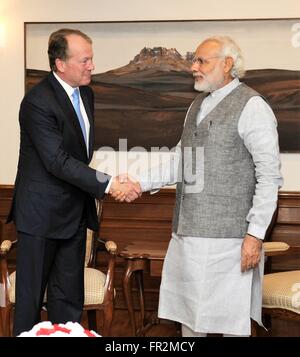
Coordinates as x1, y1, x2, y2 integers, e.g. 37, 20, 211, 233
119, 242, 167, 337
135, 269, 145, 329
123, 260, 137, 336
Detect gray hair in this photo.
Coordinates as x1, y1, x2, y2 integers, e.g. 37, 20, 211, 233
203, 36, 245, 78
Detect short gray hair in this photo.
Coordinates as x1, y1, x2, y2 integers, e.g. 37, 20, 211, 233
203, 36, 245, 78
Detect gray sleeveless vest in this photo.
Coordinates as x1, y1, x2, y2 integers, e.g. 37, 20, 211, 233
172, 83, 260, 238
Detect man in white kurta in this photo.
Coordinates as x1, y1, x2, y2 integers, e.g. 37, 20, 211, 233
137, 36, 283, 337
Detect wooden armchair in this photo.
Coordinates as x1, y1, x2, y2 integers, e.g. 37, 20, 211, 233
0, 199, 117, 337
249, 205, 300, 336
262, 241, 300, 331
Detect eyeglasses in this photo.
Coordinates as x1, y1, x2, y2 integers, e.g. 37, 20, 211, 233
192, 56, 224, 66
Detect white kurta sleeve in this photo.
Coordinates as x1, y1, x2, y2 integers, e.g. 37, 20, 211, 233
137, 142, 181, 193
238, 96, 283, 239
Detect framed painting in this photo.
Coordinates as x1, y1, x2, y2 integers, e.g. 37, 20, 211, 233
25, 19, 300, 152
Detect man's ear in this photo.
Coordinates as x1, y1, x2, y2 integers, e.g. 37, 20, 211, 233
55, 58, 65, 72
224, 56, 234, 74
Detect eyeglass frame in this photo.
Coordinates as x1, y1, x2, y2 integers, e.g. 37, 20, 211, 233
191, 56, 224, 66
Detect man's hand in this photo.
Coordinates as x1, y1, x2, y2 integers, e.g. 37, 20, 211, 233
241, 234, 263, 272
109, 174, 142, 203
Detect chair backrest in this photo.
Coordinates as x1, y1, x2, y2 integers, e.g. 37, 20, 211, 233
84, 199, 104, 268
85, 229, 93, 267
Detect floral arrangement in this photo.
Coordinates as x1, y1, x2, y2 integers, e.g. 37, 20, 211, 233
18, 321, 100, 337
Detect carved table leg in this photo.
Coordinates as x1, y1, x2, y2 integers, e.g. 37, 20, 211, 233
123, 260, 137, 336
135, 269, 145, 330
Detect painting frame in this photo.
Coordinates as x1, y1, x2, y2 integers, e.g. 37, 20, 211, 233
24, 18, 300, 152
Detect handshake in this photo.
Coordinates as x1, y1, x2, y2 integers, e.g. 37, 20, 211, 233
109, 174, 142, 203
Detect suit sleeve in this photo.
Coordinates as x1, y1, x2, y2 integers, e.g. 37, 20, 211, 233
20, 98, 111, 199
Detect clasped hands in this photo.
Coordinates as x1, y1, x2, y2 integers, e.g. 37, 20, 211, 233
109, 174, 142, 203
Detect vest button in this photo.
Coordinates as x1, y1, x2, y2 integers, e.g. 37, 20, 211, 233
194, 132, 197, 137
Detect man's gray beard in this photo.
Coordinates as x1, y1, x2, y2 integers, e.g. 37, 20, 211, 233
194, 74, 225, 93
194, 81, 210, 92
194, 71, 225, 93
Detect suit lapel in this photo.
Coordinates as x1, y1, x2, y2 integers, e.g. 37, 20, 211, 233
47, 73, 88, 157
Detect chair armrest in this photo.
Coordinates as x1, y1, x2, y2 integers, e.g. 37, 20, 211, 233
263, 242, 290, 254
97, 238, 117, 255
105, 240, 117, 254
0, 240, 17, 310
0, 239, 17, 256
263, 241, 300, 257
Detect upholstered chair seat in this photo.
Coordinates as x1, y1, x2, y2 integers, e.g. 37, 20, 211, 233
259, 241, 300, 333
263, 270, 300, 314
6, 268, 108, 306
84, 268, 106, 305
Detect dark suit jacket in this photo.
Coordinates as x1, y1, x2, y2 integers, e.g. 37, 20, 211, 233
7, 72, 111, 239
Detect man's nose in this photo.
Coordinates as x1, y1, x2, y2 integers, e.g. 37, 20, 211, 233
89, 60, 95, 71
191, 62, 198, 72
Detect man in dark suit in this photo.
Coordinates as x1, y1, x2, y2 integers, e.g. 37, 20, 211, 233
7, 28, 141, 335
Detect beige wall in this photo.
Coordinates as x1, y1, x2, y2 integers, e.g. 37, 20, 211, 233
0, 0, 299, 189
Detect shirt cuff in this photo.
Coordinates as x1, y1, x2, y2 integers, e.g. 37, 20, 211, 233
150, 189, 160, 195
136, 174, 152, 192
247, 223, 266, 240
105, 177, 113, 194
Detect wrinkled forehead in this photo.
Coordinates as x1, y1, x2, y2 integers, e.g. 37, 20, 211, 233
195, 40, 222, 58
